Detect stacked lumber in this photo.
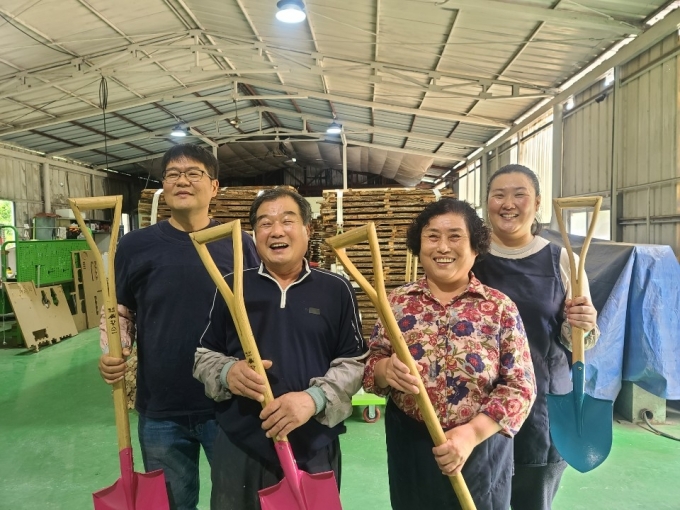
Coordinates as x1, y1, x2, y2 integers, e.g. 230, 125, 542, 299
307, 218, 325, 265
320, 188, 455, 340
138, 186, 295, 229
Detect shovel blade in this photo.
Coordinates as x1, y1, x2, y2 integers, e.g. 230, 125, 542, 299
93, 469, 169, 510
547, 392, 613, 473
259, 470, 342, 510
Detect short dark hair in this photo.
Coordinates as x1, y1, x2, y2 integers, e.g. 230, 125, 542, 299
486, 164, 542, 235
161, 144, 219, 179
249, 188, 312, 228
406, 198, 491, 256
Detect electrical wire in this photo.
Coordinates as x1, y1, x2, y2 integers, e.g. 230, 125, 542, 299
99, 76, 109, 170
639, 410, 680, 442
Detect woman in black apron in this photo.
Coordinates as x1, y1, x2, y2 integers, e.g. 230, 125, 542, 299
473, 164, 600, 510
363, 199, 537, 510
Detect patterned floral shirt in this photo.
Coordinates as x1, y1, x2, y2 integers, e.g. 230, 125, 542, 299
363, 274, 536, 436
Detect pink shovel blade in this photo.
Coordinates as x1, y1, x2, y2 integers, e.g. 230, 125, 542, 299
259, 441, 342, 510
93, 448, 170, 510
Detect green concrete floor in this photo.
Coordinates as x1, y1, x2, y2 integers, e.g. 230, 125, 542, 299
1, 329, 679, 509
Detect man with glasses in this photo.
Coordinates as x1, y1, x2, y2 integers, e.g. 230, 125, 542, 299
98, 144, 259, 510
194, 188, 367, 509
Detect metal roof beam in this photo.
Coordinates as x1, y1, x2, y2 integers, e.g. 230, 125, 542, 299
330, 139, 463, 162
479, 7, 680, 157
95, 137, 463, 170
0, 79, 232, 135
46, 106, 260, 156
214, 78, 510, 128
245, 106, 480, 148
438, 0, 642, 35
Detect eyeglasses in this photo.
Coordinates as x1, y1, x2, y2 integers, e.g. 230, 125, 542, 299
162, 169, 210, 183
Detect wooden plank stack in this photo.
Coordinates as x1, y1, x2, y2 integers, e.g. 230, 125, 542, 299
138, 186, 296, 229
319, 188, 455, 340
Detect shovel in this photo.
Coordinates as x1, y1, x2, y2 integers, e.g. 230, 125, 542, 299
548, 196, 613, 473
326, 223, 476, 510
68, 196, 169, 510
189, 220, 342, 510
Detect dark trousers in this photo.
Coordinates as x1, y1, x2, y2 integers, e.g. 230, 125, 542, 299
210, 426, 341, 510
385, 400, 513, 510
138, 413, 218, 510
510, 461, 567, 510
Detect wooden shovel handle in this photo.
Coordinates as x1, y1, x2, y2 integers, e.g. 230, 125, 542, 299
68, 196, 128, 452
552, 196, 602, 364
326, 223, 476, 510
189, 222, 278, 427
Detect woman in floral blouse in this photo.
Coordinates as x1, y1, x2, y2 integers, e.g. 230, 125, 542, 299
363, 198, 536, 510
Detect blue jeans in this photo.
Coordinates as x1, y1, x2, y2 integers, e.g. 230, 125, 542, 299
138, 413, 218, 510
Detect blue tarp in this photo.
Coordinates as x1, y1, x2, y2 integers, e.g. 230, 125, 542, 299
541, 231, 680, 401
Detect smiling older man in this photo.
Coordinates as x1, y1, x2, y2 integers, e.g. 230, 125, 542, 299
193, 187, 367, 510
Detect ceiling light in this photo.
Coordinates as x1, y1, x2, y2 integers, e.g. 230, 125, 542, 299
565, 97, 575, 110
276, 0, 306, 23
170, 124, 187, 137
326, 121, 342, 134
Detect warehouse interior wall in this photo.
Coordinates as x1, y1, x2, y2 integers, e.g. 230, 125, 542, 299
0, 146, 146, 234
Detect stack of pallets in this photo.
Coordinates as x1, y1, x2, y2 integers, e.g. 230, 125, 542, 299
138, 186, 295, 229
319, 188, 455, 340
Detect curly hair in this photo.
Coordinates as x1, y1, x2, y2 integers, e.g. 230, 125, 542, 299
406, 198, 491, 256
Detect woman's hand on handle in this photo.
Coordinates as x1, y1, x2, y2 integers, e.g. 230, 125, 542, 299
565, 295, 597, 333
433, 414, 502, 476
375, 353, 420, 394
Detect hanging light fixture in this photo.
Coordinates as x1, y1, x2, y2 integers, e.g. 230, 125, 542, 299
326, 121, 342, 134
170, 124, 187, 137
229, 100, 241, 129
276, 0, 306, 23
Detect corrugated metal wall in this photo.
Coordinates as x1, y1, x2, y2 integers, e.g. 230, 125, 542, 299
562, 33, 680, 255
0, 149, 143, 228
619, 34, 679, 251
563, 82, 613, 197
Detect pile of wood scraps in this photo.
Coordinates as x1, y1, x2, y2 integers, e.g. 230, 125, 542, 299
320, 188, 455, 340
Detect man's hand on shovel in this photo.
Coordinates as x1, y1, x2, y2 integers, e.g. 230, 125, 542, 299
99, 349, 131, 384
227, 359, 274, 402
260, 392, 317, 439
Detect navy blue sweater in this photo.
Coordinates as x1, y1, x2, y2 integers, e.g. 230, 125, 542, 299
201, 263, 365, 463
115, 219, 259, 418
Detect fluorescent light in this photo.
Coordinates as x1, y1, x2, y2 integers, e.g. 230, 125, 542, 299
276, 0, 306, 23
170, 124, 188, 137
441, 170, 451, 179
326, 121, 342, 134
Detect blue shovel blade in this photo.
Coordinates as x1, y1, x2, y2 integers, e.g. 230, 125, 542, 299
547, 363, 614, 473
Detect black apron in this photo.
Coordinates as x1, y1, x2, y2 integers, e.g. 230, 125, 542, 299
385, 399, 513, 510
473, 243, 569, 466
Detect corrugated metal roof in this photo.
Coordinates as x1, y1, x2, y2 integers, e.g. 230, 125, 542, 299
0, 0, 671, 187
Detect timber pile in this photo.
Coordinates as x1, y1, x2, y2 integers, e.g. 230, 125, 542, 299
320, 188, 455, 340
138, 186, 295, 229
307, 218, 324, 265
